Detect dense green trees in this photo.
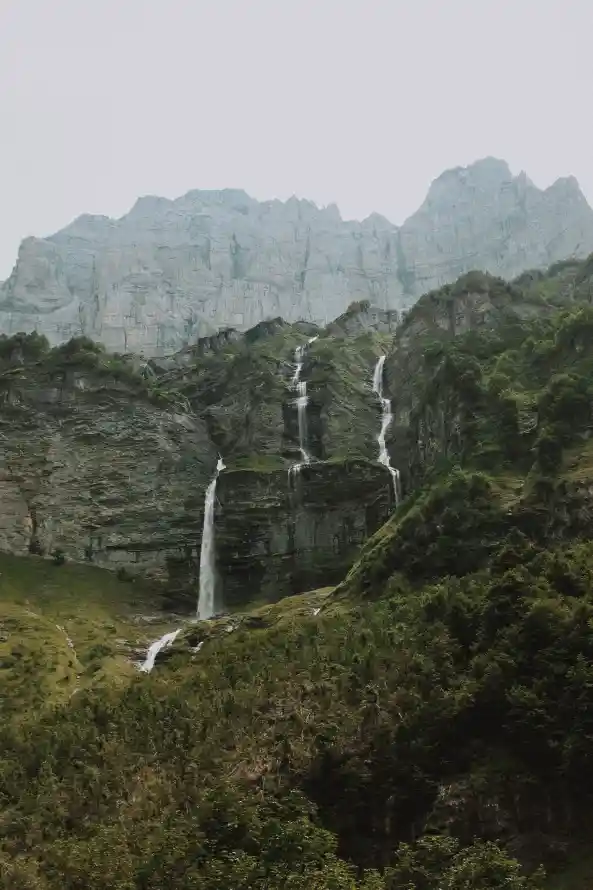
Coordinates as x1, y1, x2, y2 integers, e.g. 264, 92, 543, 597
2, 529, 586, 885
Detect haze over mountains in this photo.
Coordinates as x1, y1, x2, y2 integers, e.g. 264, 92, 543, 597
1, 156, 593, 355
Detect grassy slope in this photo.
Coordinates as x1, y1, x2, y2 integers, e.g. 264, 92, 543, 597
0, 547, 336, 717
0, 553, 176, 718
546, 852, 593, 890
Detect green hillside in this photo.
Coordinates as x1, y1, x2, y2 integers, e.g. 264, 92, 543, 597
3, 257, 593, 886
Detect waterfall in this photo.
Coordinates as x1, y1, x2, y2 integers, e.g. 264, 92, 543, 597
291, 344, 305, 387
139, 628, 180, 673
372, 355, 400, 504
289, 336, 318, 478
292, 344, 311, 466
296, 380, 311, 465
197, 456, 225, 620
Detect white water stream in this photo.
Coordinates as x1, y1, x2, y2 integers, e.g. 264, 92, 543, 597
140, 455, 225, 672
372, 355, 400, 504
197, 456, 225, 620
139, 629, 181, 673
289, 336, 318, 479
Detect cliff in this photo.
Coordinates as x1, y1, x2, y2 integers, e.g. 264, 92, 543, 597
2, 158, 593, 355
339, 255, 593, 599
156, 315, 397, 607
2, 253, 593, 613
0, 336, 217, 584
0, 315, 397, 611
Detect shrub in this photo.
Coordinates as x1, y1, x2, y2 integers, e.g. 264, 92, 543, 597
52, 548, 66, 566
116, 567, 135, 583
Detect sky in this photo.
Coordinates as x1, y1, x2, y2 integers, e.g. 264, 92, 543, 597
1, 0, 592, 278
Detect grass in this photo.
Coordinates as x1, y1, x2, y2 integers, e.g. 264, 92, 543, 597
546, 849, 593, 889
0, 552, 340, 716
563, 437, 593, 482
158, 586, 338, 669
0, 553, 176, 718
227, 454, 288, 472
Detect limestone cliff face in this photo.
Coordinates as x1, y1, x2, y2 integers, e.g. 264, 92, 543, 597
398, 159, 593, 296
0, 354, 216, 581
0, 321, 398, 613
216, 461, 394, 608
0, 194, 403, 355
2, 159, 592, 356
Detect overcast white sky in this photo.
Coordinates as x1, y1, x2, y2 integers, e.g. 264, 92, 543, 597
1, 0, 592, 277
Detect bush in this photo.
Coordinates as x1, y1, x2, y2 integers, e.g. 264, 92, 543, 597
0, 331, 50, 362
346, 299, 372, 315
51, 548, 66, 566
116, 567, 135, 583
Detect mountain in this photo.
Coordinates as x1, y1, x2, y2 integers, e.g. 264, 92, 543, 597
5, 256, 593, 886
0, 318, 396, 612
2, 158, 593, 355
0, 254, 591, 612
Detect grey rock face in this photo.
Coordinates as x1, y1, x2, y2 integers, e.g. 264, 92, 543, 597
399, 159, 593, 296
0, 193, 403, 355
215, 460, 394, 609
2, 158, 593, 356
0, 366, 216, 578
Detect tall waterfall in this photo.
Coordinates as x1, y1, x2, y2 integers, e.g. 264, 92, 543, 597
289, 336, 318, 478
372, 355, 400, 504
139, 629, 181, 673
197, 456, 225, 620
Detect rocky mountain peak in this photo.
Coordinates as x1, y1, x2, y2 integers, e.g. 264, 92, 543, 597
545, 174, 588, 202
425, 156, 513, 200
1, 159, 592, 356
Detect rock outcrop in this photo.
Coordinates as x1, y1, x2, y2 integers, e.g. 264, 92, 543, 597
0, 321, 397, 612
2, 158, 592, 356
0, 345, 216, 581
153, 318, 397, 608
216, 460, 394, 608
382, 258, 593, 496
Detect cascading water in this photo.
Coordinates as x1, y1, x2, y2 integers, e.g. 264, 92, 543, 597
291, 344, 305, 387
289, 336, 318, 479
372, 355, 400, 504
139, 628, 181, 673
295, 379, 311, 465
197, 456, 225, 620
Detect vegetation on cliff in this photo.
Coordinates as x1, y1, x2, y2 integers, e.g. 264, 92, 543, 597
4, 256, 593, 886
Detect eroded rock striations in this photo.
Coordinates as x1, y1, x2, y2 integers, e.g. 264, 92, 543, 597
2, 158, 593, 356
0, 315, 398, 612
216, 460, 393, 608
0, 343, 216, 582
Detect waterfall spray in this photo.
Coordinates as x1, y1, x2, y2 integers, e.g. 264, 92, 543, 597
372, 355, 400, 504
197, 456, 225, 620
